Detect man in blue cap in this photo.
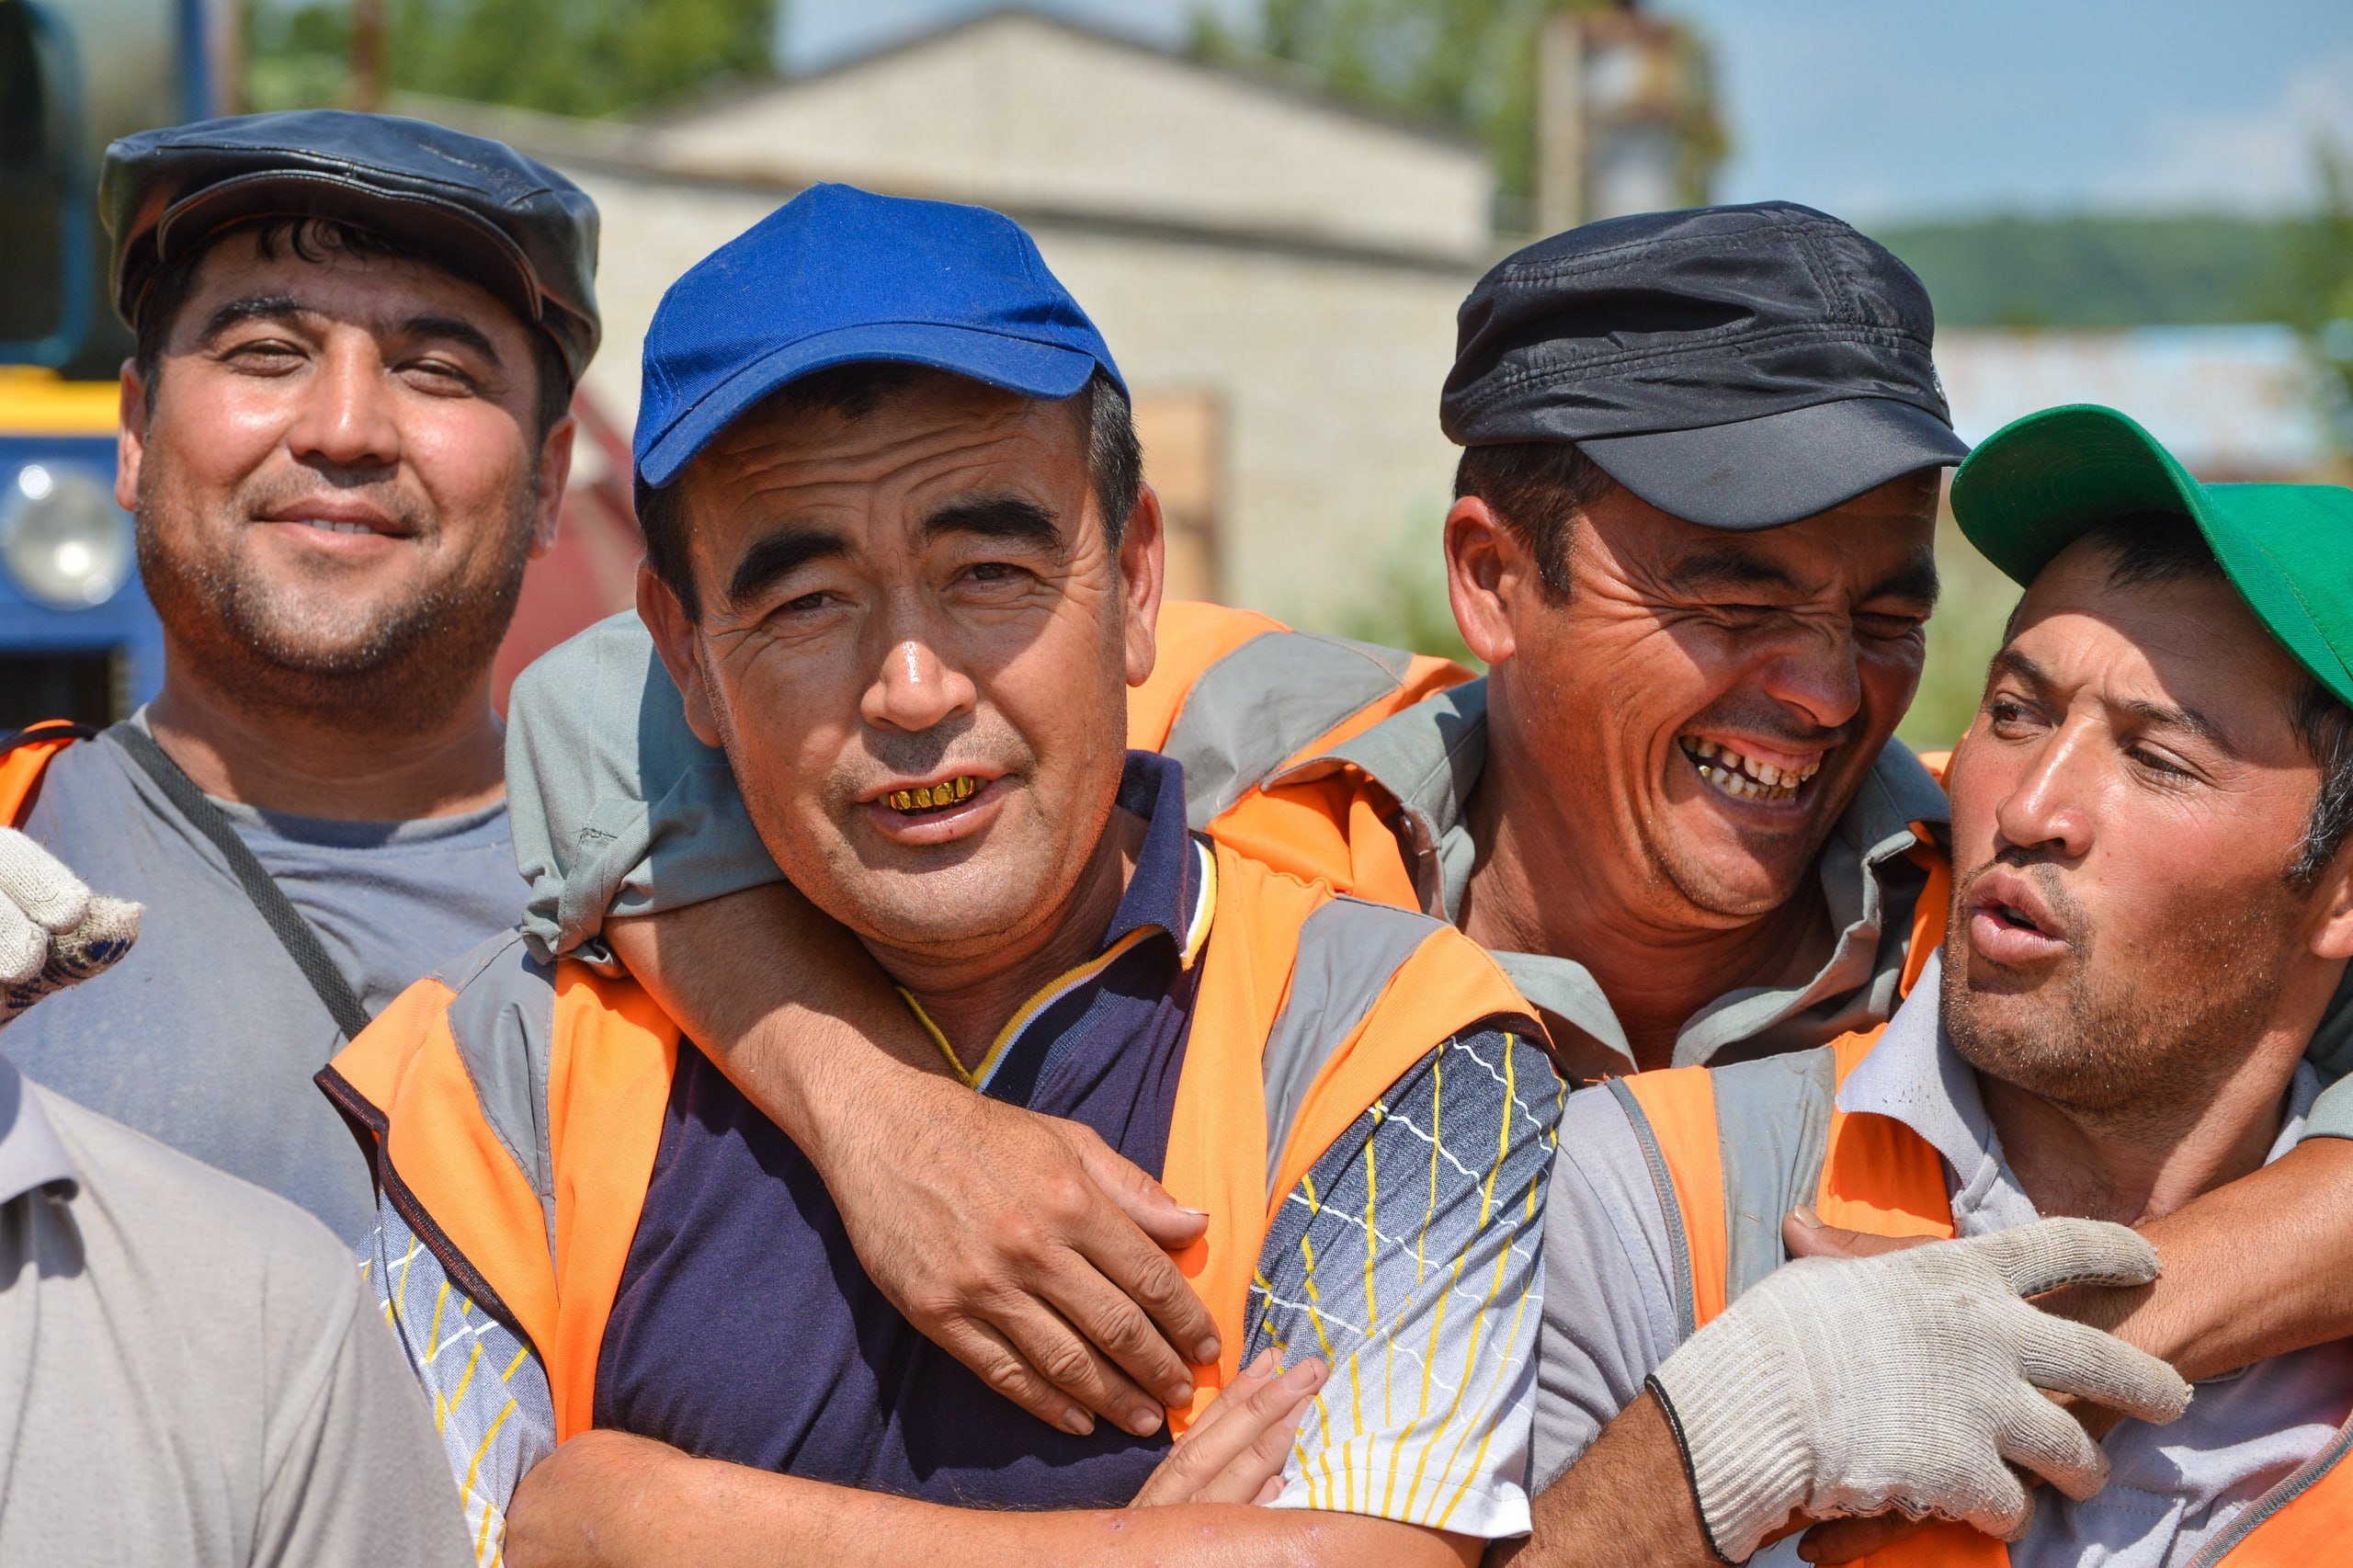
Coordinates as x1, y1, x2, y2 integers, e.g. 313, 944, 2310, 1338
0, 109, 598, 1242
328, 184, 1559, 1565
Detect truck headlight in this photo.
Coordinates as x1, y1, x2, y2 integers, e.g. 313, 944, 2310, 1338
2, 462, 134, 609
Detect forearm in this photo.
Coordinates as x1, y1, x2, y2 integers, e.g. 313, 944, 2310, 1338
1501, 1394, 1719, 1568
505, 1431, 1473, 1568
606, 881, 946, 1153
2052, 1136, 2353, 1384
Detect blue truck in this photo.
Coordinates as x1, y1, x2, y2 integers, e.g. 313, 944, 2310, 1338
1, 0, 222, 730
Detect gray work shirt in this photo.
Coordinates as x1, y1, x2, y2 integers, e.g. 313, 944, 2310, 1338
0, 1050, 472, 1567
1531, 951, 2353, 1567
503, 614, 1950, 1075
9, 718, 526, 1240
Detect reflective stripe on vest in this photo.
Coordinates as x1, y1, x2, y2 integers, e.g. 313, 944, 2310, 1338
0, 721, 88, 826
1131, 600, 1474, 836
323, 839, 1536, 1441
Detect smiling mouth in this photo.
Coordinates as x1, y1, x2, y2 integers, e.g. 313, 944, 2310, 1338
1677, 737, 1823, 805
885, 776, 979, 815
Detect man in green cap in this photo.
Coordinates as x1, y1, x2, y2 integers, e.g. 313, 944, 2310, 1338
1516, 403, 2353, 1564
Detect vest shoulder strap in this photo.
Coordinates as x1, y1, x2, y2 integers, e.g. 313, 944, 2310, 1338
0, 721, 92, 826
321, 932, 678, 1441
1164, 846, 1539, 1430
1143, 601, 1472, 832
1613, 1032, 1955, 1333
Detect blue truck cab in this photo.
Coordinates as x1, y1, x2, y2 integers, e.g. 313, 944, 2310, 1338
1, 0, 214, 731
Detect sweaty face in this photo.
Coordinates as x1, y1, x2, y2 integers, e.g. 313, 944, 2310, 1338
1940, 540, 2328, 1119
1495, 475, 1938, 926
122, 228, 558, 719
648, 372, 1157, 970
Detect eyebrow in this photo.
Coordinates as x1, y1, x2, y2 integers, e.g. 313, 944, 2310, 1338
400, 312, 505, 366
1863, 550, 1942, 609
192, 301, 505, 368
921, 495, 1064, 549
726, 525, 849, 610
1989, 647, 2241, 758
1662, 542, 1800, 597
196, 294, 307, 346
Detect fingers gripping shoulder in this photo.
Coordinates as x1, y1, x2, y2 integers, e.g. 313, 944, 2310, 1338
1651, 1216, 2191, 1561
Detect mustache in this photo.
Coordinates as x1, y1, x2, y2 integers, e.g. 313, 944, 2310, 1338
1677, 697, 1858, 753
1958, 849, 2090, 934
237, 471, 429, 536
846, 713, 1030, 788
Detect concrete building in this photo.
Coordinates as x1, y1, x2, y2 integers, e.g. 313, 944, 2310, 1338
415, 7, 1496, 625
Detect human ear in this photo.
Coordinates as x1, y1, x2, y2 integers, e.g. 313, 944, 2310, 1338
637, 560, 725, 751
1443, 495, 1527, 665
1117, 484, 1166, 689
2304, 841, 2353, 963
116, 362, 147, 513
529, 415, 576, 559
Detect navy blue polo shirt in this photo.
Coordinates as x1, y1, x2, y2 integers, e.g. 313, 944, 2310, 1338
595, 752, 1208, 1505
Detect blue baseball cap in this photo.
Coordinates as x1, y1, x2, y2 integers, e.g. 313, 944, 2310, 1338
634, 184, 1126, 488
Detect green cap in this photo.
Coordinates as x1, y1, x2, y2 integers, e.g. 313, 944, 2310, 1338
1951, 403, 2353, 708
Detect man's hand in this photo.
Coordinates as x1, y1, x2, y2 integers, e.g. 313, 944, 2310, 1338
1131, 1351, 1324, 1506
608, 887, 1219, 1439
821, 1065, 1221, 1438
0, 828, 138, 1028
1651, 1217, 2192, 1562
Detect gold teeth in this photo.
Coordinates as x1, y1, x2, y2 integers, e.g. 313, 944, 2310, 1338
888, 776, 979, 812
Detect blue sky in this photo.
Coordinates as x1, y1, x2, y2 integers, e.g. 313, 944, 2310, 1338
781, 0, 2353, 222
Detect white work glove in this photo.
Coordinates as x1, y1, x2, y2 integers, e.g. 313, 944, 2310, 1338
0, 829, 140, 1030
1650, 1217, 2192, 1562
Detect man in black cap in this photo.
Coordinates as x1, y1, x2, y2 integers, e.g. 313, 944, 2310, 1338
486, 199, 1964, 1413
0, 109, 598, 1242
492, 198, 2353, 1549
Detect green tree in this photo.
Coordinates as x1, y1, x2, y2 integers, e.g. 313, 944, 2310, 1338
1192, 0, 1720, 210
2288, 142, 2353, 456
247, 0, 777, 119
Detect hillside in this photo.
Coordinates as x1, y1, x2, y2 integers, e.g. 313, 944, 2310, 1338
1870, 213, 2309, 329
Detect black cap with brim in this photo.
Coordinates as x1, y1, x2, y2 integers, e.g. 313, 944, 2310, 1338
1442, 201, 1968, 529
104, 111, 601, 382
1579, 396, 1971, 530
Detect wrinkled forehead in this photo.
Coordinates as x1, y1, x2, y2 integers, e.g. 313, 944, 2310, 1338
2006, 538, 2309, 743
676, 371, 1095, 592
166, 222, 529, 349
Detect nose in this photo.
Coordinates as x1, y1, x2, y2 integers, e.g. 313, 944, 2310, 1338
1755, 622, 1864, 733
1991, 723, 2096, 862
860, 600, 978, 733
285, 338, 401, 474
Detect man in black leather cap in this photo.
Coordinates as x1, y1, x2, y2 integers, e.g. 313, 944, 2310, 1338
0, 110, 599, 1241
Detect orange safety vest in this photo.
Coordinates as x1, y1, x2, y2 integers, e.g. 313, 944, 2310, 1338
1131, 602, 1473, 913
0, 721, 88, 826
1610, 888, 2353, 1566
322, 839, 1539, 1444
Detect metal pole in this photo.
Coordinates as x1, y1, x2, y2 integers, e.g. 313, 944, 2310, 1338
1534, 12, 1586, 236
351, 0, 386, 110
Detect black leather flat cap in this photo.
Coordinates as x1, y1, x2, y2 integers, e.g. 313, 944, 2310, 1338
103, 109, 601, 381
1441, 201, 1968, 529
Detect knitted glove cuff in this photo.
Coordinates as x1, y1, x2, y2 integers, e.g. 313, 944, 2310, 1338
1651, 1310, 1814, 1563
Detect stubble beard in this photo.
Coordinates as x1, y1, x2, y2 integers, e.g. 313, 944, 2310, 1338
135, 464, 536, 733
1940, 867, 2299, 1145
